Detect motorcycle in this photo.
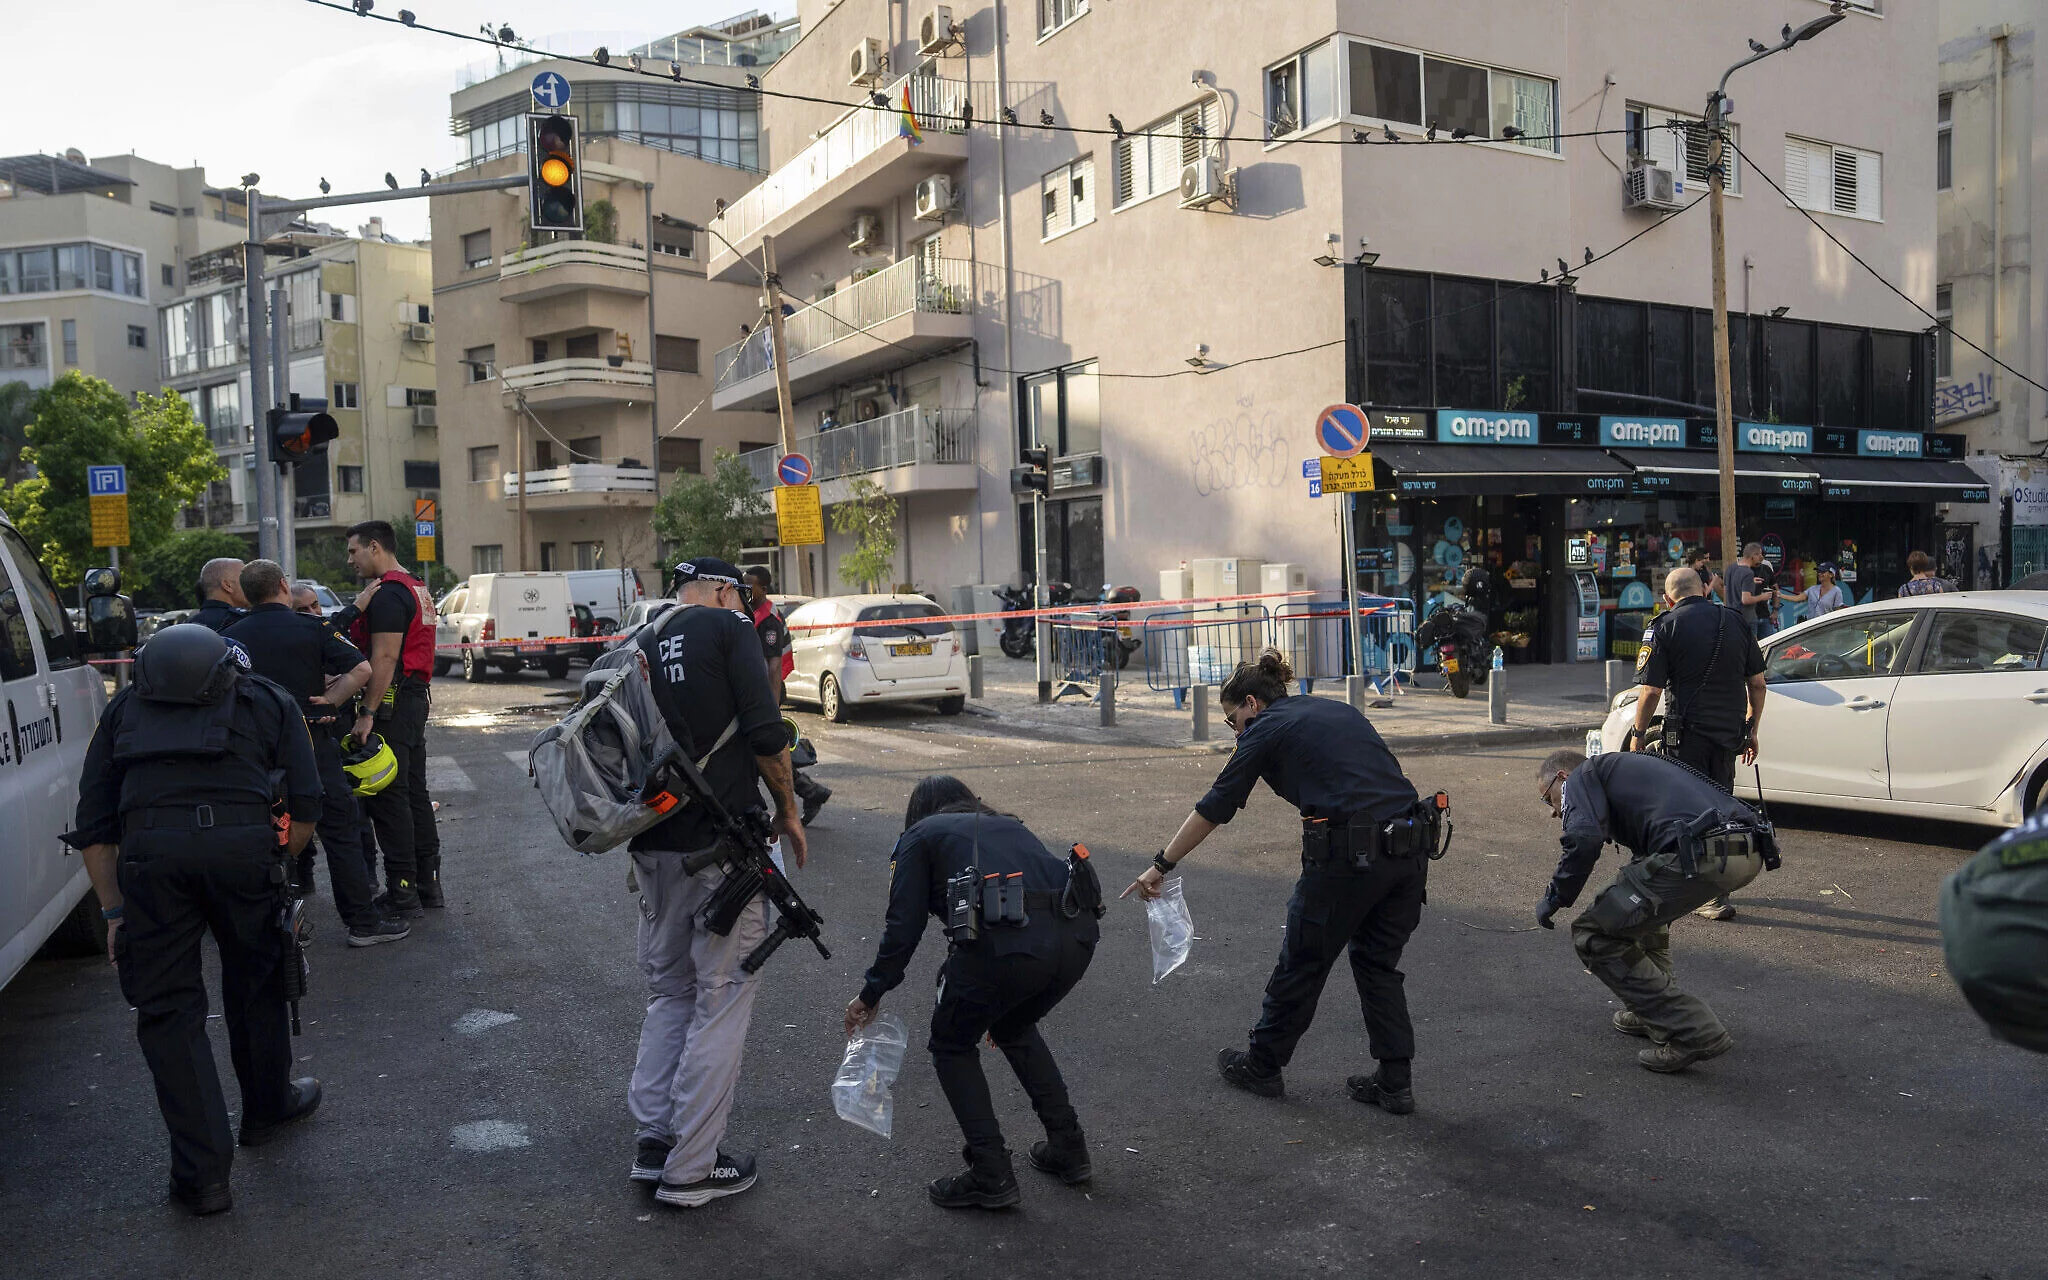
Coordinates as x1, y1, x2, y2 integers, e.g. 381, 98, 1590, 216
1068, 583, 1143, 670
993, 583, 1037, 658
1415, 597, 1491, 698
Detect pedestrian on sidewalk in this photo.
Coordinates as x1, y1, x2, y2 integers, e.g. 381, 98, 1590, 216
1898, 550, 1958, 597
1801, 563, 1847, 619
1726, 544, 1780, 641
1685, 549, 1724, 603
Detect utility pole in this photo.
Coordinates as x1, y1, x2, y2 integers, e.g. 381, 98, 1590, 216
643, 181, 662, 501
762, 233, 807, 593
269, 285, 299, 580
515, 392, 529, 570
244, 191, 278, 561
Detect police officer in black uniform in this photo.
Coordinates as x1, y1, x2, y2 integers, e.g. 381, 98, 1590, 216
846, 776, 1100, 1211
64, 624, 325, 1216
191, 557, 248, 633
224, 560, 409, 947
1534, 748, 1777, 1073
1127, 648, 1441, 1113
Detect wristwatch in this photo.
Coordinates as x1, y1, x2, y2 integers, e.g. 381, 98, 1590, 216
1151, 851, 1176, 877
101, 905, 124, 921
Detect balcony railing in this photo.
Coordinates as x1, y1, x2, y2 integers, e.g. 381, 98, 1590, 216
162, 341, 243, 380
501, 462, 658, 497
713, 257, 972, 391
738, 406, 974, 491
176, 501, 248, 530
207, 422, 250, 447
294, 495, 332, 520
498, 238, 648, 283
499, 357, 654, 393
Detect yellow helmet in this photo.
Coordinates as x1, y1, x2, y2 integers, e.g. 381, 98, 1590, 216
342, 733, 398, 797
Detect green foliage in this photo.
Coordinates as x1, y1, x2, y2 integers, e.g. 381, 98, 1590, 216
653, 450, 771, 563
295, 532, 355, 594
583, 199, 618, 245
0, 380, 35, 484
0, 373, 221, 586
831, 475, 898, 593
128, 528, 254, 610
387, 516, 459, 595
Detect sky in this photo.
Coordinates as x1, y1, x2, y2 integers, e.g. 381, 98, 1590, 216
19, 0, 772, 240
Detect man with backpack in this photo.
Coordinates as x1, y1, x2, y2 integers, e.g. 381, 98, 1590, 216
625, 557, 807, 1209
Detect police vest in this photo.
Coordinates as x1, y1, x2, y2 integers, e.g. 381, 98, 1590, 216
349, 568, 439, 681
109, 675, 291, 826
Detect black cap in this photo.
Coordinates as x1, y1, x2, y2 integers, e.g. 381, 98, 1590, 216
671, 556, 752, 605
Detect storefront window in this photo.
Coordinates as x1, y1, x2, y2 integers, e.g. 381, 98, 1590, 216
1497, 288, 1553, 412
1365, 272, 1429, 405
1764, 320, 1815, 426
1870, 332, 1914, 431
1432, 277, 1492, 409
1565, 495, 1721, 661
1648, 306, 1691, 409
1579, 298, 1647, 401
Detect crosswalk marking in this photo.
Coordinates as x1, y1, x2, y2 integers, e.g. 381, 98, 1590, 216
425, 756, 475, 793
503, 749, 530, 770
815, 726, 965, 759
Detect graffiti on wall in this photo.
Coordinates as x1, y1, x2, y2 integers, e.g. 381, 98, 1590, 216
1936, 372, 1994, 422
1188, 395, 1291, 496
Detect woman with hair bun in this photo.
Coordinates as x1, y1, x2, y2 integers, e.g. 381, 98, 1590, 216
1123, 647, 1440, 1113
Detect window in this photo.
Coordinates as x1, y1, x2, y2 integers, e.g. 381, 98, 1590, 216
1040, 156, 1096, 238
565, 333, 600, 359
1785, 136, 1882, 220
1349, 42, 1423, 127
1020, 359, 1100, 458
1112, 99, 1219, 208
404, 388, 436, 407
127, 324, 147, 349
1038, 0, 1086, 38
568, 435, 604, 462
55, 245, 86, 290
656, 334, 700, 373
0, 558, 37, 682
572, 541, 604, 571
1423, 57, 1489, 139
0, 323, 46, 374
61, 319, 77, 365
1935, 284, 1953, 379
658, 437, 701, 473
539, 542, 558, 571
1266, 41, 1337, 138
1627, 104, 1739, 192
0, 527, 81, 670
1017, 496, 1104, 589
336, 465, 364, 493
1766, 612, 1913, 682
161, 263, 176, 287
1342, 40, 1556, 152
531, 339, 550, 363
1937, 93, 1953, 191
329, 293, 345, 321
468, 445, 500, 482
652, 225, 694, 258
403, 460, 441, 489
462, 229, 493, 270
332, 381, 359, 409
473, 544, 503, 574
464, 344, 495, 382
1492, 71, 1557, 152
1916, 612, 2048, 674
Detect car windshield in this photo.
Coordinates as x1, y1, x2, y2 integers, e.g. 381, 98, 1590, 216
855, 602, 947, 638
1767, 613, 1915, 682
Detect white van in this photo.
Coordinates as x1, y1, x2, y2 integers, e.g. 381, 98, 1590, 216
564, 568, 643, 628
433, 572, 576, 681
0, 514, 115, 991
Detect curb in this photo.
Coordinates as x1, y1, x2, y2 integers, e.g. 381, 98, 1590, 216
967, 700, 1598, 756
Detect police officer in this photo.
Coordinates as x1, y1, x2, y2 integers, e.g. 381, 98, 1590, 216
1126, 648, 1439, 1113
845, 776, 1099, 1210
1940, 811, 2048, 1053
1629, 565, 1766, 921
191, 557, 247, 633
1534, 748, 1778, 1073
224, 560, 409, 947
64, 624, 325, 1216
744, 565, 831, 824
626, 557, 806, 1208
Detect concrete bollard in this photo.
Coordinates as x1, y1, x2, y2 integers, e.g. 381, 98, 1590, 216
968, 653, 984, 701
1489, 665, 1508, 725
1346, 674, 1367, 711
1605, 659, 1632, 704
1192, 683, 1211, 741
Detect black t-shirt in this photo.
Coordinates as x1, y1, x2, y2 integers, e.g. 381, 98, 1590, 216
1635, 596, 1765, 750
365, 583, 418, 634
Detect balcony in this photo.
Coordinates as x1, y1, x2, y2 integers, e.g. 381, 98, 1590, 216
711, 257, 974, 411
737, 406, 977, 502
163, 342, 243, 380
704, 72, 976, 283
498, 357, 654, 409
499, 240, 650, 304
500, 462, 658, 511
176, 501, 247, 530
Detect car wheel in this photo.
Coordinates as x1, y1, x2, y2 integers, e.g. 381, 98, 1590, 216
937, 695, 966, 716
821, 673, 848, 723
462, 647, 485, 682
543, 657, 570, 680
2027, 766, 2048, 817
37, 888, 108, 960
432, 657, 452, 678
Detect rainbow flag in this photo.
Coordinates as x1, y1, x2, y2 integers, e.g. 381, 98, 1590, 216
899, 83, 923, 146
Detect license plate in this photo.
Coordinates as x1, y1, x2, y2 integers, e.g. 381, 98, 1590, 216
518, 642, 544, 653
1442, 656, 1459, 674
891, 640, 934, 657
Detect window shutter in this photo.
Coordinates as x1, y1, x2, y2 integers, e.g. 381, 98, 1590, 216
1830, 146, 1858, 215
1784, 138, 1829, 210
1072, 155, 1095, 224
1852, 147, 1881, 219
1645, 110, 1682, 174
1114, 138, 1136, 206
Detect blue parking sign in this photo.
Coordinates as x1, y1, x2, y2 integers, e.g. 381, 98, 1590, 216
88, 464, 126, 496
416, 521, 435, 539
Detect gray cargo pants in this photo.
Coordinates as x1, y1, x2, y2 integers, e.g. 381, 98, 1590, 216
627, 848, 770, 1184
1571, 845, 1763, 1049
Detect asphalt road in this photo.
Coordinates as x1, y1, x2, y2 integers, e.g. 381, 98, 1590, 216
2, 671, 2041, 1279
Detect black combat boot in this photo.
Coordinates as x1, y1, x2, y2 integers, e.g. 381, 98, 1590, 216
1028, 1129, 1091, 1185
375, 880, 424, 918
928, 1145, 1020, 1210
415, 862, 445, 909
1217, 1048, 1284, 1098
1345, 1065, 1416, 1115
291, 851, 316, 898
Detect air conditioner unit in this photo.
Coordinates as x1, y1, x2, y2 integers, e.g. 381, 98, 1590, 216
1179, 157, 1226, 209
849, 213, 884, 253
408, 322, 434, 342
413, 405, 438, 428
1623, 164, 1684, 212
918, 6, 959, 54
848, 37, 886, 86
914, 174, 953, 221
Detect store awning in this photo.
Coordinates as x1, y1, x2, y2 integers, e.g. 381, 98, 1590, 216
1812, 456, 1992, 503
1371, 443, 1634, 496
1608, 449, 1821, 497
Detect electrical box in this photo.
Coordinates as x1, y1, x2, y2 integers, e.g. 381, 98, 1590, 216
951, 584, 1002, 655
1158, 568, 1193, 601
1191, 557, 1262, 603
1261, 562, 1307, 600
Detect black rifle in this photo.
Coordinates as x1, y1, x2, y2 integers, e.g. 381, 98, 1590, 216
649, 746, 830, 974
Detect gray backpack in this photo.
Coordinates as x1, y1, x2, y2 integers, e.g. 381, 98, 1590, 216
527, 607, 734, 853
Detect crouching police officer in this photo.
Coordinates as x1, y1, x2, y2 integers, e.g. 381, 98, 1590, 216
846, 776, 1101, 1210
64, 624, 326, 1215
1534, 748, 1779, 1073
1126, 649, 1443, 1113
1940, 811, 2048, 1054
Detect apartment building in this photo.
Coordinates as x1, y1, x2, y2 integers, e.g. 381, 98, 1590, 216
0, 151, 242, 400
429, 18, 794, 586
1937, 3, 2046, 584
715, 0, 1953, 661
159, 225, 439, 545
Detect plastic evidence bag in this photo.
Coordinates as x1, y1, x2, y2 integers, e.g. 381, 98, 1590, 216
1146, 876, 1194, 984
833, 1011, 910, 1138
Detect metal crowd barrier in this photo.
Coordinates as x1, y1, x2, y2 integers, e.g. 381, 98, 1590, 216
1048, 613, 1115, 702
1145, 600, 1416, 704
1142, 605, 1273, 707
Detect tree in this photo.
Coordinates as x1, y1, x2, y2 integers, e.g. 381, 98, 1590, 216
832, 475, 899, 593
388, 514, 459, 595
653, 449, 771, 563
0, 380, 34, 485
0, 374, 221, 586
128, 528, 254, 610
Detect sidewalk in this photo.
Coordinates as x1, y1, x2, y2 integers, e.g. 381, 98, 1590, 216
966, 652, 1613, 753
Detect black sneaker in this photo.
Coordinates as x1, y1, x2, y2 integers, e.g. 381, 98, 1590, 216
631, 1137, 673, 1184
929, 1149, 1020, 1210
168, 1180, 233, 1216
1027, 1136, 1091, 1185
346, 917, 411, 947
799, 782, 832, 826
239, 1078, 322, 1146
375, 883, 425, 918
654, 1149, 756, 1207
1346, 1071, 1416, 1115
1217, 1048, 1284, 1098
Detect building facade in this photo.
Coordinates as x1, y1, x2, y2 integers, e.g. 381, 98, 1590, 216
711, 0, 1945, 659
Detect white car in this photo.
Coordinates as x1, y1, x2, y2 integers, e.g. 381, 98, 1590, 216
432, 572, 576, 681
293, 581, 344, 617
783, 594, 968, 722
1591, 591, 2048, 827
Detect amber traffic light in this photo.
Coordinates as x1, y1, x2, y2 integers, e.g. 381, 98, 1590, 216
528, 113, 582, 231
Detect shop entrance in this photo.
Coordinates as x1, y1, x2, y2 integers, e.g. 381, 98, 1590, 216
1563, 495, 1723, 663
1362, 494, 1548, 664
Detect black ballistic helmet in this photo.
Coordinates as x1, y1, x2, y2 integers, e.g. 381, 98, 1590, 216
134, 624, 243, 705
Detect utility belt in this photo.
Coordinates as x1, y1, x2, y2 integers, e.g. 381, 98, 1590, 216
944, 844, 1105, 946
377, 673, 431, 712
123, 802, 276, 835
1302, 794, 1452, 871
1675, 818, 1776, 877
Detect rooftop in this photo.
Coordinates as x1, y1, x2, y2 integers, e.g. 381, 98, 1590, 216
0, 153, 134, 196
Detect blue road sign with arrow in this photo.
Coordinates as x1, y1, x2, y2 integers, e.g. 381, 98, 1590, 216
531, 71, 571, 110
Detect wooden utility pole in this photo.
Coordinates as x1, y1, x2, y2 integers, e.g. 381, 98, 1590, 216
1707, 101, 1739, 563
762, 233, 809, 593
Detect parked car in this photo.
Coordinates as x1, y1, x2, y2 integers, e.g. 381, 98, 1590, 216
137, 608, 196, 642
613, 597, 678, 645
565, 568, 643, 629
431, 572, 576, 681
569, 602, 617, 663
783, 594, 968, 722
1589, 591, 2048, 827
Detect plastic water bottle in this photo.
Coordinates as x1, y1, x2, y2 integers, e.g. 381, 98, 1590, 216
1491, 645, 1505, 672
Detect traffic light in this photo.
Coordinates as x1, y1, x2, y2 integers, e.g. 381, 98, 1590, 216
1010, 446, 1050, 496
528, 113, 583, 231
269, 394, 337, 466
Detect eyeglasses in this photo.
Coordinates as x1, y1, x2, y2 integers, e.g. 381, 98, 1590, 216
1539, 773, 1563, 810
1224, 699, 1252, 734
